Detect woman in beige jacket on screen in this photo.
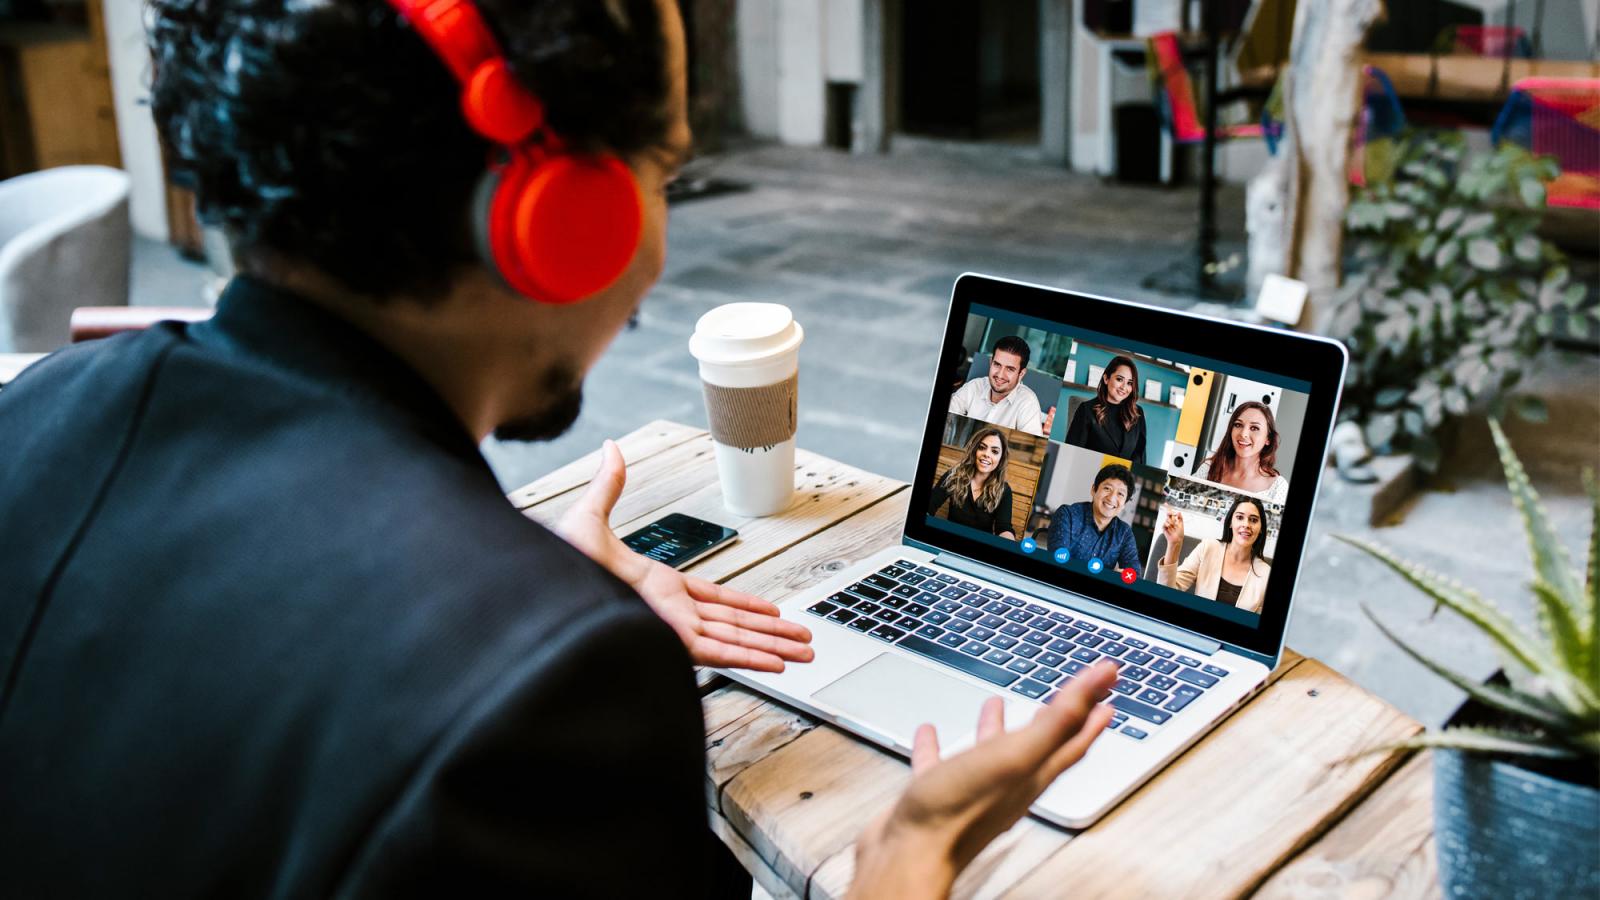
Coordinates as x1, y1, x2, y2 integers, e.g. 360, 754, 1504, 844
1155, 496, 1273, 614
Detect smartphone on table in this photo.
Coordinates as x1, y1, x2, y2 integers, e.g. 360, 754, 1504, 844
621, 513, 739, 570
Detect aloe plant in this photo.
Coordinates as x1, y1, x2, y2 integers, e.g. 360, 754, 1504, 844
1337, 418, 1600, 761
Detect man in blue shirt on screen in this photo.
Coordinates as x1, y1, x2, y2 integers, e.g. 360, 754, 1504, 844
1047, 464, 1142, 578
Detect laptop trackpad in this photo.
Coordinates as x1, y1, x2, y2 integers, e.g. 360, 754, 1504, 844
812, 653, 994, 748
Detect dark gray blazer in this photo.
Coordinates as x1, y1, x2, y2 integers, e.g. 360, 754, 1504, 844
0, 277, 734, 897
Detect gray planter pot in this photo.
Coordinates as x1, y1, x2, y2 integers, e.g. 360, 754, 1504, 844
1434, 748, 1600, 898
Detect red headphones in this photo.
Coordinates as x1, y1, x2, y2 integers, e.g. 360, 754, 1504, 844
386, 0, 643, 304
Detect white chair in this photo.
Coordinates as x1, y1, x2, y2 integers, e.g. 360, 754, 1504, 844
0, 166, 131, 352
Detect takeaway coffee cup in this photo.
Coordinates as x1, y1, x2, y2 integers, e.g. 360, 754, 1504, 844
689, 303, 804, 517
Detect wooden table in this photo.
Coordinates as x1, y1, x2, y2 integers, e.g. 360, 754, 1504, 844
509, 420, 1442, 899
1359, 53, 1600, 104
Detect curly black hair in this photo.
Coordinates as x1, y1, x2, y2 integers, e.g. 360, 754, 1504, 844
149, 0, 669, 300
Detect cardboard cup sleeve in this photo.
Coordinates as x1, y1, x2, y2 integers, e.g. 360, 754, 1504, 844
701, 374, 798, 450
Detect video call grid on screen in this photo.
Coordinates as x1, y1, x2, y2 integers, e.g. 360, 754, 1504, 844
925, 301, 1315, 631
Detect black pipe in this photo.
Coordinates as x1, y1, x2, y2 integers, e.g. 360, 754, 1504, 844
1198, 0, 1221, 292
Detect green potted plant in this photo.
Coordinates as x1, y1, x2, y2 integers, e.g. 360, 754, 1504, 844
1330, 131, 1591, 471
1337, 419, 1598, 896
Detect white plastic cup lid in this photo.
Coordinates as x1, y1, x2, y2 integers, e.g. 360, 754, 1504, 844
688, 302, 804, 366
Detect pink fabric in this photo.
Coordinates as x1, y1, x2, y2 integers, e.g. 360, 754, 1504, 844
1452, 25, 1528, 58
1151, 33, 1206, 144
1518, 78, 1600, 207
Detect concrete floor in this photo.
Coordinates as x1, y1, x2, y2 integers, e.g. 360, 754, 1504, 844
133, 141, 1600, 729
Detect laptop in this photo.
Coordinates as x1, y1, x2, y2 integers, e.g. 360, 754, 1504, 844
718, 274, 1348, 828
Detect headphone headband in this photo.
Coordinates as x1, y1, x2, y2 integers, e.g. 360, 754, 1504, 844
386, 0, 642, 304
387, 0, 497, 82
386, 0, 543, 144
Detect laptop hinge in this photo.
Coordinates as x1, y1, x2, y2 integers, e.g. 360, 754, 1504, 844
933, 553, 1224, 656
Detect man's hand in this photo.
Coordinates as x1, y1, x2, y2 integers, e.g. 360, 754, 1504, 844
555, 440, 814, 672
1042, 405, 1056, 436
850, 661, 1118, 899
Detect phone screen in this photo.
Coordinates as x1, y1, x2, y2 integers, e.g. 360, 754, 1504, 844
621, 513, 738, 569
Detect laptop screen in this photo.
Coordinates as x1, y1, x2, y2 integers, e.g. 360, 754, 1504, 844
906, 276, 1347, 660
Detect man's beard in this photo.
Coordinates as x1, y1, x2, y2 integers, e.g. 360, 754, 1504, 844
492, 364, 585, 443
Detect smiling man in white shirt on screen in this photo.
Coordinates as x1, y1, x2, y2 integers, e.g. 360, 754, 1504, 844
947, 335, 1054, 436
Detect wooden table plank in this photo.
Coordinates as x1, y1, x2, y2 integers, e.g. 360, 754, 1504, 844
521, 443, 903, 593
718, 651, 1309, 899
520, 433, 721, 529
691, 488, 910, 686
691, 492, 922, 891
1255, 753, 1440, 900
705, 688, 819, 807
721, 491, 911, 605
505, 419, 705, 510
710, 805, 803, 900
723, 721, 911, 892
609, 450, 905, 586
811, 817, 1067, 900
1361, 53, 1600, 104
1003, 660, 1420, 898
804, 650, 1310, 900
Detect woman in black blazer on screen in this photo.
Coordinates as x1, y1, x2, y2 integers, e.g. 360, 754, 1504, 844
1063, 354, 1147, 462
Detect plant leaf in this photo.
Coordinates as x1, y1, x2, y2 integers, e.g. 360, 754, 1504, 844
1515, 234, 1542, 263
1513, 394, 1549, 423
1364, 413, 1398, 450
1364, 606, 1576, 731
1586, 470, 1599, 689
1488, 419, 1586, 612
1458, 212, 1495, 236
1356, 726, 1583, 761
1335, 534, 1563, 680
1532, 580, 1593, 706
1518, 175, 1547, 209
1375, 386, 1408, 410
1412, 432, 1442, 471
1467, 238, 1503, 270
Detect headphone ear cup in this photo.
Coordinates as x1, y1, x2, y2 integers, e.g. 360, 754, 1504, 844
483, 153, 547, 300
507, 154, 642, 304
471, 167, 503, 280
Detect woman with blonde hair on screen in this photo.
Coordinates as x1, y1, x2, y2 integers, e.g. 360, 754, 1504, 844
1063, 355, 1146, 462
928, 426, 1017, 540
1194, 401, 1289, 503
1156, 495, 1273, 613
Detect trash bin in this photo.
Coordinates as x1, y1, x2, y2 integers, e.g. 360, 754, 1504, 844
1114, 103, 1162, 184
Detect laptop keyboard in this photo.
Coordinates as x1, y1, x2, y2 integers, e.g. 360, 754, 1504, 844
805, 560, 1231, 741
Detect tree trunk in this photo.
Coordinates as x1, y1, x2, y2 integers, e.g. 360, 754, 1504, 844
1279, 0, 1384, 330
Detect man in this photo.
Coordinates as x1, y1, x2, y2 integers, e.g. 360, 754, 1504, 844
947, 335, 1055, 436
0, 0, 1115, 896
1047, 464, 1143, 577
